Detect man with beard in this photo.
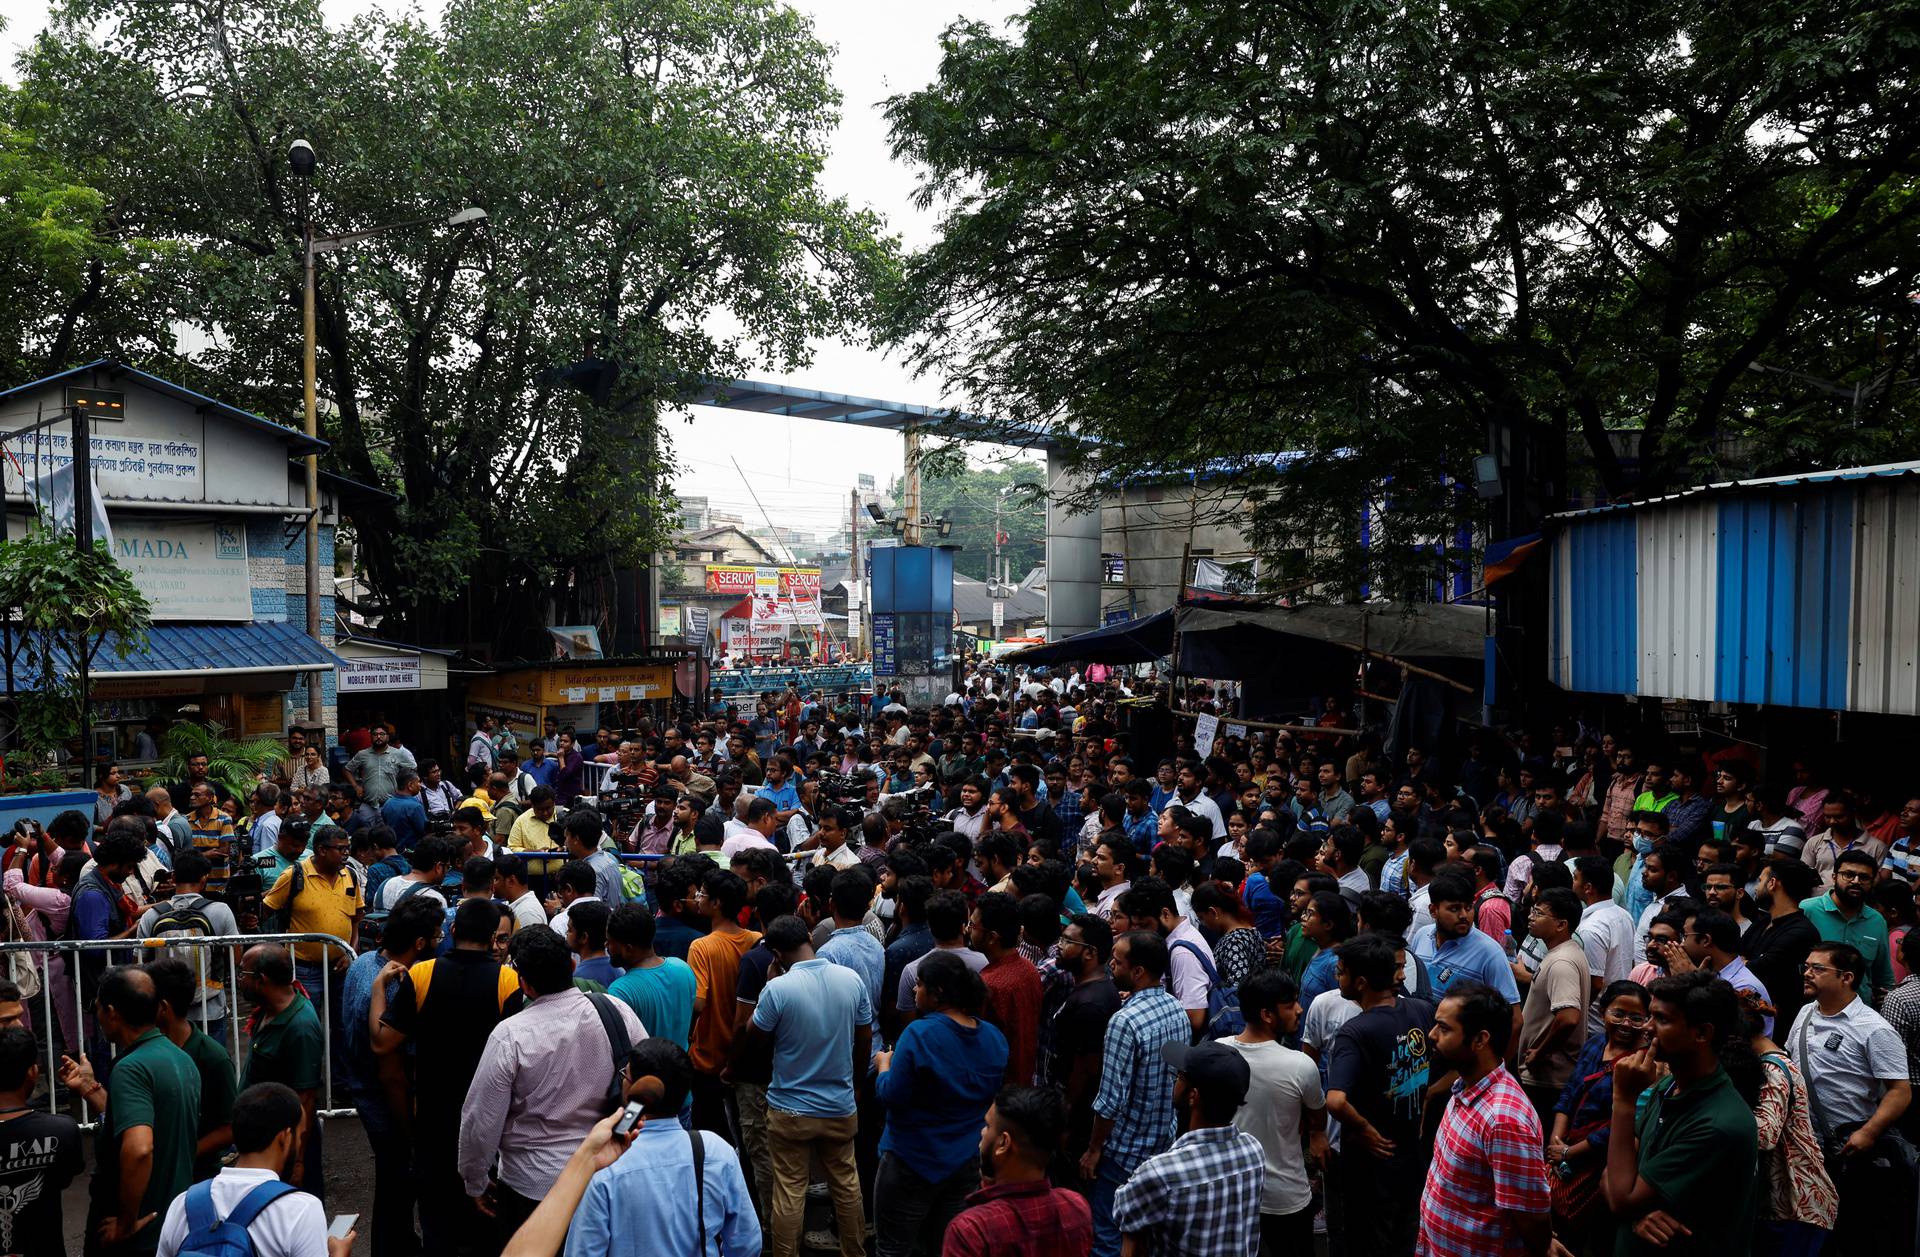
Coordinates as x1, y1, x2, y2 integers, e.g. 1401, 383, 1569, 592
1743, 856, 1821, 1032
1323, 934, 1435, 1257
1603, 971, 1758, 1255
1049, 915, 1122, 1174
1417, 983, 1553, 1257
1803, 848, 1897, 1004
1111, 1042, 1265, 1257
153, 1083, 353, 1257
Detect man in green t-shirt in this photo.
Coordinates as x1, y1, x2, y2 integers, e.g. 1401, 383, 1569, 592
145, 956, 238, 1181
70, 966, 201, 1254
239, 943, 327, 1198
1604, 970, 1758, 1255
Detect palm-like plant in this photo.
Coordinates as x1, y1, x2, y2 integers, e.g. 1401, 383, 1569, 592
149, 721, 287, 796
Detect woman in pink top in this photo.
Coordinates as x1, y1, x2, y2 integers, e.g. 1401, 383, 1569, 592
2, 845, 89, 1052
1786, 761, 1829, 834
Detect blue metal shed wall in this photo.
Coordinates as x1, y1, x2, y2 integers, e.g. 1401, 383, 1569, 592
1849, 480, 1920, 715
1557, 513, 1638, 694
1716, 491, 1854, 709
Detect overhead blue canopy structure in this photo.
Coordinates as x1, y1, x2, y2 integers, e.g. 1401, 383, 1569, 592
683, 378, 1059, 448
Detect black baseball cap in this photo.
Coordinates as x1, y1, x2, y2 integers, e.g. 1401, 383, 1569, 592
1160, 1040, 1252, 1108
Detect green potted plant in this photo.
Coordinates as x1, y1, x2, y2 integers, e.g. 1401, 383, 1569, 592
149, 720, 287, 798
0, 528, 153, 827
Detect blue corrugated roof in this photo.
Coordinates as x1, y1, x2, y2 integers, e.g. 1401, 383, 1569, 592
0, 360, 327, 455
1549, 460, 1920, 522
2, 623, 341, 683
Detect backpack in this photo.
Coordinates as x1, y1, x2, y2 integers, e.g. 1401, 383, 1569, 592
1168, 939, 1244, 1040
617, 861, 647, 904
177, 1177, 299, 1257
358, 879, 435, 952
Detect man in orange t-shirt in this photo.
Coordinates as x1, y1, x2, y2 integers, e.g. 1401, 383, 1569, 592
687, 865, 761, 1134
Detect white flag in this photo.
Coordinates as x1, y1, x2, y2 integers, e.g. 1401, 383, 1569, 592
26, 462, 113, 548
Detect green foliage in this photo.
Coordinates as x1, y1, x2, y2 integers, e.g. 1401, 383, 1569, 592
150, 721, 285, 797
9, 0, 897, 654
0, 531, 152, 777
883, 0, 1920, 595
888, 461, 1046, 582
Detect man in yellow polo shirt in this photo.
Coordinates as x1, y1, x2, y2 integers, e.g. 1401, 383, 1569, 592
508, 786, 562, 851
261, 827, 363, 1096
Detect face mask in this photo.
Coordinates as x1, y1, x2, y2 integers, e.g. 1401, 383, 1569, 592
1634, 834, 1655, 855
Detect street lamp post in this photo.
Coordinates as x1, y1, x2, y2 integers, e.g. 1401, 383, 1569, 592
291, 138, 485, 727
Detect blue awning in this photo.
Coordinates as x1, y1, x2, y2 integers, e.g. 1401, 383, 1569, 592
3, 622, 342, 684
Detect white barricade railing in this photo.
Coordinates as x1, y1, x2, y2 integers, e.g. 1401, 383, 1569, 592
0, 932, 357, 1130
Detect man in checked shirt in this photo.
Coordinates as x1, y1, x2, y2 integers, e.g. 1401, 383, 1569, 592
1077, 931, 1190, 1257
1111, 1041, 1265, 1257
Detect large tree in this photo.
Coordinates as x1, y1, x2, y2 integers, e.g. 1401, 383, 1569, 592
10, 0, 894, 654
883, 0, 1920, 594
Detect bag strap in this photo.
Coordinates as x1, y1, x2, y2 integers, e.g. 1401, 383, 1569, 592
691, 1127, 711, 1257
1168, 938, 1221, 984
1760, 1051, 1800, 1123
587, 993, 631, 1110
225, 1179, 301, 1229
1794, 1012, 1834, 1142
184, 1180, 218, 1235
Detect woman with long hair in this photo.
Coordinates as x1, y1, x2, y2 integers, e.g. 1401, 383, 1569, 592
1547, 980, 1650, 1254
871, 949, 1010, 1256
1191, 880, 1264, 987
2, 843, 91, 1053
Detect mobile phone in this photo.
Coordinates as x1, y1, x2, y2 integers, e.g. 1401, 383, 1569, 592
327, 1215, 358, 1240
612, 1099, 644, 1137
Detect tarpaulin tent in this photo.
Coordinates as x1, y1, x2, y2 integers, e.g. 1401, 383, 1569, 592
999, 609, 1174, 666
1175, 601, 1486, 662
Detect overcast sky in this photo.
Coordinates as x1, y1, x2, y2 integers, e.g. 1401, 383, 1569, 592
3, 0, 1030, 537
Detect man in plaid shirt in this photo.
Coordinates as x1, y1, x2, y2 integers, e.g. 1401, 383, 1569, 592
1112, 1041, 1265, 1257
1417, 982, 1554, 1257
946, 1086, 1093, 1257
1079, 931, 1189, 1257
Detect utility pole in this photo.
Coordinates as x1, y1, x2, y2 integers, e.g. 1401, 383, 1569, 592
902, 426, 923, 546
301, 220, 323, 726
849, 486, 861, 660
72, 402, 92, 755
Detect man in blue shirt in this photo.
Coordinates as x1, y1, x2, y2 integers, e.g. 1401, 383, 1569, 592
562, 1039, 760, 1257
1410, 874, 1522, 1006
755, 756, 803, 829
380, 770, 429, 851
817, 869, 887, 1032
742, 915, 873, 1257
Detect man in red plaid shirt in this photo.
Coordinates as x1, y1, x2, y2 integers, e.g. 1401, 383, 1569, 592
1417, 982, 1556, 1257
945, 1086, 1091, 1257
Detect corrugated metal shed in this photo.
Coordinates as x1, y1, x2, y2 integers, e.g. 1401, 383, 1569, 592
1547, 464, 1920, 715
3, 622, 341, 682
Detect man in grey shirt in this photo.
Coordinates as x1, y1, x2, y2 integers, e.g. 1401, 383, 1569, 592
345, 724, 417, 805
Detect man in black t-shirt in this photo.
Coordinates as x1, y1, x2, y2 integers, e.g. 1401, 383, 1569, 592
1324, 934, 1435, 1257
0, 1026, 83, 1257
727, 882, 802, 1229
1050, 914, 1123, 1174
371, 898, 524, 1256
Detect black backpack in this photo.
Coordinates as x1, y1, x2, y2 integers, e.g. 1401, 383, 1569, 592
358, 879, 435, 952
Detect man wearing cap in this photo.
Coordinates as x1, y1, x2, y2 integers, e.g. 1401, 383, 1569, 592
1110, 1040, 1265, 1257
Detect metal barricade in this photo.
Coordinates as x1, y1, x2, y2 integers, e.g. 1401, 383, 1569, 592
0, 932, 358, 1129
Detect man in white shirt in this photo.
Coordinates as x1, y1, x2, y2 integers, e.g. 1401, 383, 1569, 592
1169, 763, 1226, 840
1789, 940, 1913, 1248
1122, 878, 1215, 1038
1219, 967, 1327, 1250
495, 855, 548, 934
157, 1081, 350, 1257
1571, 856, 1634, 1033
1631, 844, 1688, 964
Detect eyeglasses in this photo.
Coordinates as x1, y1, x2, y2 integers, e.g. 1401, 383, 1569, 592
1607, 1009, 1652, 1025
1802, 962, 1838, 975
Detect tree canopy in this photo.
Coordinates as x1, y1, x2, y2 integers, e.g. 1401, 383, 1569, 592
883, 0, 1920, 593
7, 0, 895, 654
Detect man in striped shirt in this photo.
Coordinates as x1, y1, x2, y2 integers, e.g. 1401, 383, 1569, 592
1417, 982, 1553, 1257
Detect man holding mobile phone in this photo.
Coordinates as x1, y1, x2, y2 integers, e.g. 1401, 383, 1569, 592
154, 1081, 355, 1257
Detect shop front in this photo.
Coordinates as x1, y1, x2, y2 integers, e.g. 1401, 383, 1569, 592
464, 660, 678, 746
333, 636, 463, 765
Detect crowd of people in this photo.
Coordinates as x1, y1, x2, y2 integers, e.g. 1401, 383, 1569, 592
2, 664, 1918, 1257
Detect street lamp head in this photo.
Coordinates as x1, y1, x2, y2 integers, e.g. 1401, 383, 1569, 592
446, 206, 488, 227
289, 139, 317, 178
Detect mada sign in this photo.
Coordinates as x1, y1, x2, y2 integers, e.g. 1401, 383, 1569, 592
112, 519, 251, 620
